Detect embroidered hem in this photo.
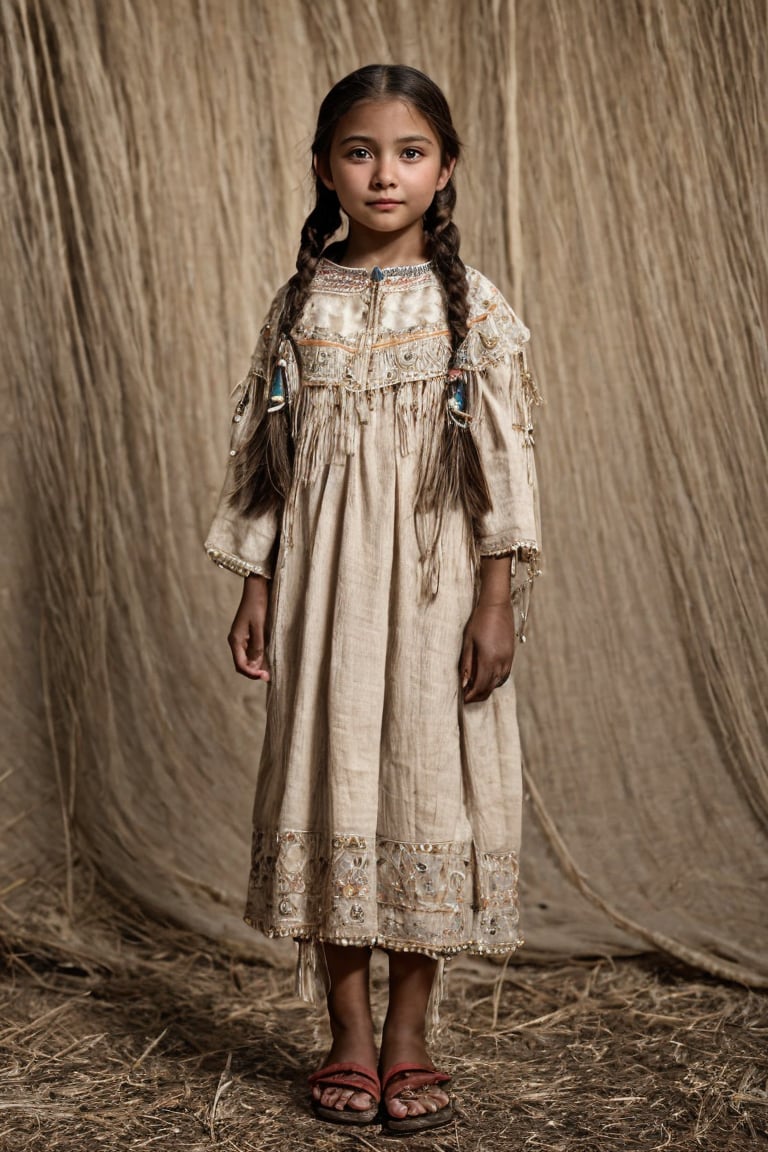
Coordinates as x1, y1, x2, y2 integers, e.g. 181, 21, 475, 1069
246, 829, 522, 957
243, 919, 525, 959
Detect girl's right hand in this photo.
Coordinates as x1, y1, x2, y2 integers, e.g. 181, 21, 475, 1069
227, 574, 271, 680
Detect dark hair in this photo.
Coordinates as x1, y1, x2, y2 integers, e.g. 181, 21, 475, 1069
232, 65, 491, 541
280, 65, 469, 354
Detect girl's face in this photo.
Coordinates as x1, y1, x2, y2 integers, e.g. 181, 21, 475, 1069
316, 98, 455, 251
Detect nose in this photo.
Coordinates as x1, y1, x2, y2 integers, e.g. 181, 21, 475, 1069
371, 157, 397, 189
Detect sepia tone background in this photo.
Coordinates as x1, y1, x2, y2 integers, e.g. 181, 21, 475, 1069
1, 0, 766, 989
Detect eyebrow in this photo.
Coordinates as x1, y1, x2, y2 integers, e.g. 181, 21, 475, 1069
338, 134, 434, 146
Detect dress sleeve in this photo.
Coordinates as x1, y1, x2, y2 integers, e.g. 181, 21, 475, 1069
203, 293, 287, 580
459, 285, 544, 634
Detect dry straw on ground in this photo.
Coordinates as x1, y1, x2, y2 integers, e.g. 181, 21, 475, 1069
1, 877, 766, 1152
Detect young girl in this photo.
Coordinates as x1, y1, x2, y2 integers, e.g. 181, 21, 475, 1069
205, 64, 543, 1134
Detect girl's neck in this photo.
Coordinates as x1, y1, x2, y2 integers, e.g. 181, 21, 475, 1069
336, 224, 429, 271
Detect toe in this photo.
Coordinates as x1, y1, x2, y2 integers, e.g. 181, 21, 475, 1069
388, 1095, 409, 1118
402, 1087, 450, 1116
347, 1090, 374, 1112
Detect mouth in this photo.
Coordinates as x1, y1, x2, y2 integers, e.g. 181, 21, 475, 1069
368, 199, 402, 208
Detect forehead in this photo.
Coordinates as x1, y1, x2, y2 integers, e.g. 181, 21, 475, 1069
332, 98, 439, 144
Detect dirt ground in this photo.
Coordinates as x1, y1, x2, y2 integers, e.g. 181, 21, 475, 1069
1, 890, 766, 1152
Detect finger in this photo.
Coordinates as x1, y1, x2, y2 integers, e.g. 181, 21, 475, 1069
460, 632, 475, 691
228, 631, 271, 681
246, 627, 269, 670
251, 635, 272, 681
465, 651, 495, 703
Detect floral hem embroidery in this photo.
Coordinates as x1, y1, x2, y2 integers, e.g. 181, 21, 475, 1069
246, 830, 522, 956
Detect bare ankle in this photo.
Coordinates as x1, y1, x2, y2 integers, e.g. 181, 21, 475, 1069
328, 1013, 374, 1043
382, 1017, 425, 1043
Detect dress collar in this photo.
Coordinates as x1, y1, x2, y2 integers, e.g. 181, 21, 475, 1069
315, 256, 435, 291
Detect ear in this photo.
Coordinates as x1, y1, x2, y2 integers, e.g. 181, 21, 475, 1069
313, 153, 335, 191
435, 156, 456, 192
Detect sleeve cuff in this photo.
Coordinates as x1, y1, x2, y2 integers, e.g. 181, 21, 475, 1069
477, 536, 540, 563
204, 544, 273, 580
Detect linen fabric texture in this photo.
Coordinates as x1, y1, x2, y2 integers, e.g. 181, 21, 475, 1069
205, 258, 543, 960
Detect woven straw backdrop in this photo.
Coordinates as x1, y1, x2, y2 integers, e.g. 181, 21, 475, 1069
1, 0, 766, 985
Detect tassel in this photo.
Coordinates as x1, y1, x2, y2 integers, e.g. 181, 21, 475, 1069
229, 340, 296, 516
443, 415, 493, 529
415, 370, 491, 525
413, 368, 492, 599
230, 398, 292, 516
515, 346, 544, 486
442, 369, 493, 534
294, 939, 330, 1004
425, 957, 446, 1046
418, 539, 442, 599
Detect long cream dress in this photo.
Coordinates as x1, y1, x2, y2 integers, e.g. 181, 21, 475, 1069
205, 258, 542, 969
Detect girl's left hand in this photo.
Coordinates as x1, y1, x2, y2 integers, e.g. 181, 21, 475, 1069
461, 601, 516, 703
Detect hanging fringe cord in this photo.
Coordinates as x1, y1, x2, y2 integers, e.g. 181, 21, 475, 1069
295, 939, 330, 1004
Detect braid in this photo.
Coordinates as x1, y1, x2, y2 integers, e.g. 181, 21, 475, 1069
424, 183, 469, 358
229, 185, 340, 517
416, 180, 492, 551
280, 183, 342, 336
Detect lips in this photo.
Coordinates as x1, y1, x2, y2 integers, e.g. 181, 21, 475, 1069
368, 199, 402, 207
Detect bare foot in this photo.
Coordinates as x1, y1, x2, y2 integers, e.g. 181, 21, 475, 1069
312, 1027, 379, 1112
380, 1030, 451, 1119
311, 944, 378, 1115
380, 950, 451, 1121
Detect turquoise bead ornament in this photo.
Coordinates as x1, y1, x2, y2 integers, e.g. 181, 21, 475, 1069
267, 357, 287, 412
446, 367, 471, 427
371, 265, 385, 282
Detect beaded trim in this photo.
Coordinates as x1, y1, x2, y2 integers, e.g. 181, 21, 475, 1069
204, 545, 271, 580
478, 539, 540, 564
315, 257, 435, 291
294, 323, 452, 388
292, 288, 531, 388
245, 829, 523, 957
243, 924, 525, 960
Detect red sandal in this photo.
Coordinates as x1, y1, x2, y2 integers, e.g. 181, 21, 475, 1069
381, 1062, 454, 1134
308, 1062, 381, 1126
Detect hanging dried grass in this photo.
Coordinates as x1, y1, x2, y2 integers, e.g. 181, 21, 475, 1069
0, 0, 766, 998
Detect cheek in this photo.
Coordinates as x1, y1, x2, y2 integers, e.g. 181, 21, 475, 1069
338, 167, 367, 193
408, 163, 445, 197
412, 174, 442, 203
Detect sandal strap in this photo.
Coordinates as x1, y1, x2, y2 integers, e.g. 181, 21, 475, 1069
308, 1062, 381, 1102
382, 1063, 451, 1103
